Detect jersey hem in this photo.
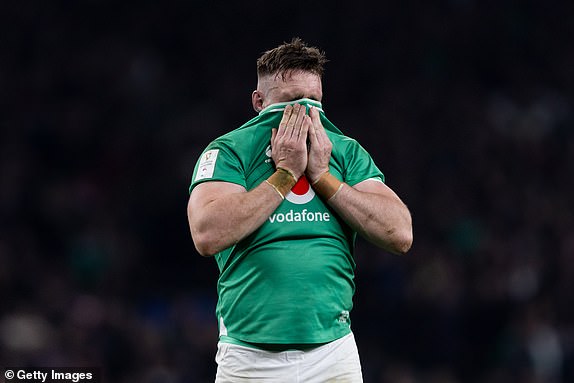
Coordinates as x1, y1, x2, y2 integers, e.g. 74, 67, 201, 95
219, 329, 352, 351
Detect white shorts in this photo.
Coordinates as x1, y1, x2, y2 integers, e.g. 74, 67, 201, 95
215, 332, 363, 383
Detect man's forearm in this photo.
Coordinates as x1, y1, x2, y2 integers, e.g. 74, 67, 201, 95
326, 183, 413, 254
189, 182, 282, 256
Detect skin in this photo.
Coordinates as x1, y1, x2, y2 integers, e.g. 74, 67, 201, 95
187, 70, 413, 256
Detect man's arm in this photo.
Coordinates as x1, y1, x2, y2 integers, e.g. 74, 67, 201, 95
187, 181, 284, 256
327, 180, 412, 254
306, 106, 413, 255
187, 104, 310, 256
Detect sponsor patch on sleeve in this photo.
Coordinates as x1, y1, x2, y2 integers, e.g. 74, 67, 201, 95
195, 149, 219, 181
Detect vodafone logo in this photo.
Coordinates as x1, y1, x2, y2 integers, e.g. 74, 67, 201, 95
267, 174, 330, 225
286, 176, 315, 204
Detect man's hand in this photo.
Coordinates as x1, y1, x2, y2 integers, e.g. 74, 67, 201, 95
271, 104, 310, 179
306, 106, 332, 183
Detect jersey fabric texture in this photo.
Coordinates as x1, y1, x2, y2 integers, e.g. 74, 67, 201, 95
189, 98, 385, 345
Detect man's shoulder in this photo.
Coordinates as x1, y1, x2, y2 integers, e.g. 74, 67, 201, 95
328, 131, 363, 152
203, 120, 271, 163
209, 122, 264, 148
328, 131, 358, 143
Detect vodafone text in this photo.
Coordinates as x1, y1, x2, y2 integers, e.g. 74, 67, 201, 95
268, 209, 330, 223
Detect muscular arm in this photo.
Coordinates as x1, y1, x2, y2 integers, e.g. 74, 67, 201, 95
187, 181, 283, 256
306, 106, 413, 254
327, 180, 413, 254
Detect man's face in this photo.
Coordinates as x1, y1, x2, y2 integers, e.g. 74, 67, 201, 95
256, 71, 323, 110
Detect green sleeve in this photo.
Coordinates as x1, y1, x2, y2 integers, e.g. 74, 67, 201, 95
341, 139, 385, 186
189, 140, 246, 194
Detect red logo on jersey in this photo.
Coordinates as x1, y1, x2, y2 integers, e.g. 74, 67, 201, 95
285, 176, 315, 204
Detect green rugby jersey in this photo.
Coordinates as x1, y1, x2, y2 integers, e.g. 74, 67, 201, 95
189, 98, 384, 345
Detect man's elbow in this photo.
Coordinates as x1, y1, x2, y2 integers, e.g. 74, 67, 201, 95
385, 228, 413, 255
191, 230, 220, 257
393, 213, 413, 254
193, 236, 218, 257
394, 230, 413, 255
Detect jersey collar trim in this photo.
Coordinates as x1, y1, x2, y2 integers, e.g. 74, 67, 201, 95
259, 98, 324, 116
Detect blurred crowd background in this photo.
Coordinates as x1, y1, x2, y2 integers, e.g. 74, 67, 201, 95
1, 1, 573, 382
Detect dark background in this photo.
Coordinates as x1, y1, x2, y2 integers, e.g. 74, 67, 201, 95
1, 1, 573, 382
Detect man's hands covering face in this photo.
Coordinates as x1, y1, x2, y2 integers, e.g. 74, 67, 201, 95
271, 104, 332, 182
